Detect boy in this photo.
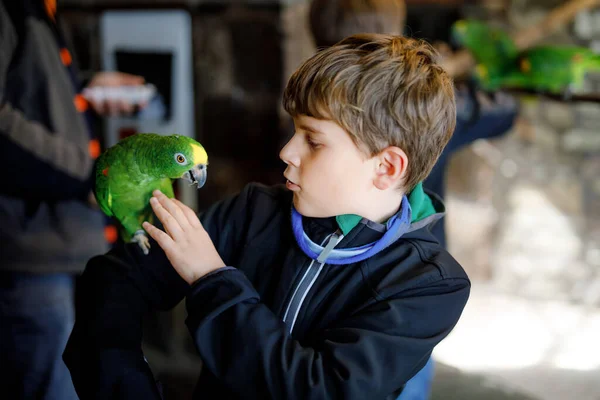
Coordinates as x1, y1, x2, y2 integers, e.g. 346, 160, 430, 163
308, 0, 517, 250
308, 2, 514, 398
64, 34, 469, 399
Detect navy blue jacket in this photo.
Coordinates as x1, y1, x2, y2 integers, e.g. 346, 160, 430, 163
64, 183, 470, 399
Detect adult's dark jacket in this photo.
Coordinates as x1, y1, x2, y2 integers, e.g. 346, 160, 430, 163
0, 0, 106, 273
64, 183, 470, 399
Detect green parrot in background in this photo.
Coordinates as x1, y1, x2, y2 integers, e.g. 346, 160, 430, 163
451, 19, 600, 96
94, 133, 208, 254
451, 19, 519, 87
505, 47, 600, 95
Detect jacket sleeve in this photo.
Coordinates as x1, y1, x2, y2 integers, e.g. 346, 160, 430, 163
185, 267, 470, 399
63, 185, 256, 398
198, 184, 255, 264
63, 251, 164, 400
0, 2, 95, 202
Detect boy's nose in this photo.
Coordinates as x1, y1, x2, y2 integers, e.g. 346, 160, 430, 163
279, 137, 300, 167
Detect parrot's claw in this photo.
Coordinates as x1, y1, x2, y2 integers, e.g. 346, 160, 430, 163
132, 230, 151, 255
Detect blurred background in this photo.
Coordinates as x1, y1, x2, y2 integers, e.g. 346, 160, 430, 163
38, 0, 600, 399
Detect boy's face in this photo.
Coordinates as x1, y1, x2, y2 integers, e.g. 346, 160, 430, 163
280, 115, 377, 218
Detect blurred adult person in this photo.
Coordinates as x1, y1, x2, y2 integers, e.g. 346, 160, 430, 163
0, 1, 146, 398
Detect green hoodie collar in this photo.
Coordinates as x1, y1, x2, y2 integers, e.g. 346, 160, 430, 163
407, 182, 437, 223
335, 182, 436, 235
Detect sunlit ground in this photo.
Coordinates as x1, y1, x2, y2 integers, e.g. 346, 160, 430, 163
435, 184, 600, 400
434, 285, 600, 400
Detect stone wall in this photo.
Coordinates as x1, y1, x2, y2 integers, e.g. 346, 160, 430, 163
444, 0, 600, 305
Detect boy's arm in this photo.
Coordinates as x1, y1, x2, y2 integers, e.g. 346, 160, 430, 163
185, 268, 470, 399
197, 184, 255, 264
63, 250, 166, 400
63, 186, 254, 398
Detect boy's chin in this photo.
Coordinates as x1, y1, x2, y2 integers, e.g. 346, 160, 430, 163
292, 196, 312, 216
292, 195, 336, 219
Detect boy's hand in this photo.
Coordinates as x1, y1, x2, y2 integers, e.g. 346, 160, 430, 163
143, 190, 226, 285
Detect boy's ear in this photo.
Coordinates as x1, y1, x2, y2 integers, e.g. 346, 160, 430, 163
373, 146, 408, 191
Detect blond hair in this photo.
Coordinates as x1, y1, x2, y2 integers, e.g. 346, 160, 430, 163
283, 34, 456, 191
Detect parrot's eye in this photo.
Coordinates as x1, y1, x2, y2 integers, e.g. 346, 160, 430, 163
175, 153, 187, 165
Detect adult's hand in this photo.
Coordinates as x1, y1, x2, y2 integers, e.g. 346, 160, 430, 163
85, 72, 146, 116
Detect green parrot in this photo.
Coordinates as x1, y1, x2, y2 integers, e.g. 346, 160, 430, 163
94, 133, 208, 254
451, 19, 600, 96
451, 19, 519, 88
507, 47, 600, 95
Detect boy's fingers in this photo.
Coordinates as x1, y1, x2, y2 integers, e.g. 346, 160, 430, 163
142, 221, 173, 250
172, 198, 201, 228
150, 197, 185, 241
153, 191, 191, 231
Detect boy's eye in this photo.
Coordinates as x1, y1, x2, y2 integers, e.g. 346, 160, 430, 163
306, 136, 321, 149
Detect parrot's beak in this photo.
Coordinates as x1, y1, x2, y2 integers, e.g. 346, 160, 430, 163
186, 164, 207, 189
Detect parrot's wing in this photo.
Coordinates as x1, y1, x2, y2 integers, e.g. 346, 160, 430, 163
94, 154, 114, 217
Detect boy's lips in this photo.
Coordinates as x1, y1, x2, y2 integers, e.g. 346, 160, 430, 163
285, 178, 301, 191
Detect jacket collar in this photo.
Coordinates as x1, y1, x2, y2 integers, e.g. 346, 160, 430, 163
293, 186, 445, 264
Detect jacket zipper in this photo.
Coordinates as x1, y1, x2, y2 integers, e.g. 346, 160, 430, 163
283, 230, 343, 334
